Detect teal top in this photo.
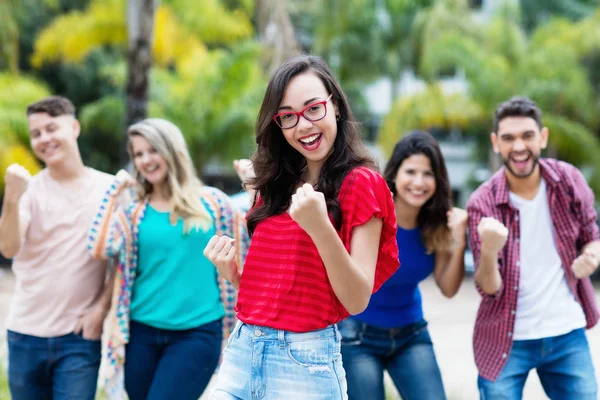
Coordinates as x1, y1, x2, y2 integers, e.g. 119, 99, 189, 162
130, 203, 223, 330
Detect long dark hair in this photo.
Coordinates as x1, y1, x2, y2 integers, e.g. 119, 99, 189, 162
383, 131, 452, 252
247, 55, 375, 236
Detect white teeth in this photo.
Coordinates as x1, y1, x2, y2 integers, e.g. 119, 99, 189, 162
42, 144, 58, 153
145, 166, 159, 173
300, 134, 320, 144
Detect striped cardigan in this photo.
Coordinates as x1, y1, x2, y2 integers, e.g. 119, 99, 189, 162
88, 172, 249, 400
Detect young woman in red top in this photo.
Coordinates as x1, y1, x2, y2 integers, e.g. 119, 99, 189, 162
204, 55, 399, 400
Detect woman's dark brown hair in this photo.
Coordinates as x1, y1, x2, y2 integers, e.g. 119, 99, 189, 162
383, 131, 452, 253
247, 55, 375, 236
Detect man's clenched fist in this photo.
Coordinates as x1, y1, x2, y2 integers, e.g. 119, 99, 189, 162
4, 164, 31, 203
477, 217, 508, 254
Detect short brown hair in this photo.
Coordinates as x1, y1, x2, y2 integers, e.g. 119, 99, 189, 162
26, 96, 76, 117
494, 96, 542, 132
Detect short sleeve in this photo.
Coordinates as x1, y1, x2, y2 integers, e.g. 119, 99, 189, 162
338, 167, 399, 293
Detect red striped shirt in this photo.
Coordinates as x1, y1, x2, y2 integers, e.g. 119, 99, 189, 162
467, 158, 600, 381
236, 167, 399, 332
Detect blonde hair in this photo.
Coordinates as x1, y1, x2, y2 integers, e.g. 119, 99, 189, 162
127, 118, 211, 233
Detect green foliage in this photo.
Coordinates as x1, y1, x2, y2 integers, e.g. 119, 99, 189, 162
24, 0, 263, 172
76, 41, 266, 173
520, 0, 597, 31
153, 41, 266, 167
419, 6, 598, 144
30, 0, 254, 70
293, 0, 384, 84
379, 0, 600, 196
164, 0, 254, 45
0, 73, 47, 191
0, 0, 20, 72
0, 73, 51, 147
0, 362, 8, 399
544, 115, 600, 193
31, 0, 126, 67
378, 85, 486, 153
79, 95, 126, 173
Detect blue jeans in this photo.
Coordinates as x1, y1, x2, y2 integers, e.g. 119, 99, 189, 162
125, 319, 223, 400
211, 321, 348, 400
478, 328, 597, 400
339, 318, 446, 400
7, 330, 101, 400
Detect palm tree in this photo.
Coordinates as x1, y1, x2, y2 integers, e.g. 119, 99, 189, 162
0, 0, 19, 72
256, 0, 301, 73
380, 0, 600, 192
29, 0, 263, 172
123, 0, 157, 163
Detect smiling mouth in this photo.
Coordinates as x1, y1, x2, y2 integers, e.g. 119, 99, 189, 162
408, 190, 428, 197
511, 155, 531, 165
41, 144, 58, 155
298, 133, 323, 150
144, 165, 160, 173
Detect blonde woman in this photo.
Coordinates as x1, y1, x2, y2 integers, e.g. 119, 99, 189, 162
88, 118, 249, 400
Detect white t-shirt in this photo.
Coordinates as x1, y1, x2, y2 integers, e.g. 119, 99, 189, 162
5, 167, 114, 337
509, 179, 586, 340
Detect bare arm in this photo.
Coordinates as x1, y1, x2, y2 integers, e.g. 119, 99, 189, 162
0, 198, 27, 258
434, 207, 468, 297
310, 217, 382, 315
0, 165, 32, 258
475, 242, 503, 295
433, 245, 466, 298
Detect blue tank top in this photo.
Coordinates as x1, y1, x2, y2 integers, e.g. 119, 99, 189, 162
354, 226, 435, 328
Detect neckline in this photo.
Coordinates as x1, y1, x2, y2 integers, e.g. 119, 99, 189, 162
397, 225, 420, 233
46, 167, 93, 201
147, 203, 172, 214
509, 178, 546, 204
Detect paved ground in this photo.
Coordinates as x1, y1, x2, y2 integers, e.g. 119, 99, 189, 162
0, 268, 598, 399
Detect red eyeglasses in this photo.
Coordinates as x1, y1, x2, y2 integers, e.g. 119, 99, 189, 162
273, 94, 333, 129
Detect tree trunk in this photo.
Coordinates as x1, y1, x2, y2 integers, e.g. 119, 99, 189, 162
1, 1, 19, 73
122, 0, 156, 165
256, 0, 300, 74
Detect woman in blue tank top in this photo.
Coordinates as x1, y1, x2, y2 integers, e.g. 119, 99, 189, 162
338, 131, 468, 400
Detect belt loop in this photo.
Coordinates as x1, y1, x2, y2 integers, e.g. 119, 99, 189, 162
333, 324, 341, 342
235, 321, 243, 339
278, 329, 285, 349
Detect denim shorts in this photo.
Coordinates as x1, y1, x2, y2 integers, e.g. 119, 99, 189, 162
210, 321, 348, 400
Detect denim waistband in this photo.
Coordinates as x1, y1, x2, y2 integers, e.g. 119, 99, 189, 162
232, 322, 341, 347
358, 319, 427, 339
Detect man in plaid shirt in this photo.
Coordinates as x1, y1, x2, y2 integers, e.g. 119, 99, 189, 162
467, 96, 599, 399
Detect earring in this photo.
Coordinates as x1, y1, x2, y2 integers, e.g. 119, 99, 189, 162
336, 115, 341, 122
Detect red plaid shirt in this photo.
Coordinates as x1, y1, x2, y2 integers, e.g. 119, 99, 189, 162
466, 158, 600, 381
